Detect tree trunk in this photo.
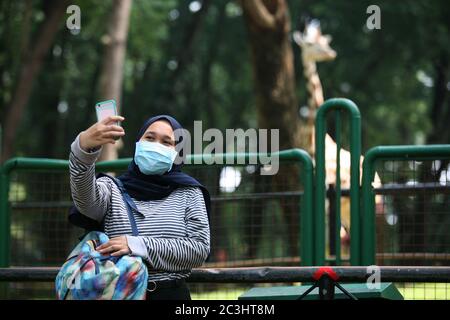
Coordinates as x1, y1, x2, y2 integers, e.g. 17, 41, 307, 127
411, 52, 450, 260
97, 0, 133, 162
426, 52, 450, 145
1, 0, 68, 163
241, 0, 301, 151
241, 0, 302, 258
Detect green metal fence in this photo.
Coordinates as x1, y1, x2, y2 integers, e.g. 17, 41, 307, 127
0, 149, 313, 299
361, 145, 450, 299
361, 145, 450, 266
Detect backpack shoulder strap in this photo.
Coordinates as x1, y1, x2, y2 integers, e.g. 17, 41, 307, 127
97, 173, 140, 236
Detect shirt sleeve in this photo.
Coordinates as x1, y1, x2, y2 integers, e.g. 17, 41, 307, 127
126, 187, 210, 272
69, 133, 112, 222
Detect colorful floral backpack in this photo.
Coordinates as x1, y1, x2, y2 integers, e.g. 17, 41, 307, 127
56, 175, 148, 300
55, 232, 148, 300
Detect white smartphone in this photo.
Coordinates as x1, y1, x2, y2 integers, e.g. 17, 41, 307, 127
96, 99, 120, 139
96, 99, 119, 124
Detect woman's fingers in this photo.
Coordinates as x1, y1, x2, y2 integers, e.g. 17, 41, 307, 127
98, 244, 120, 254
98, 124, 125, 141
100, 115, 125, 125
93, 129, 124, 146
111, 249, 130, 257
104, 124, 124, 132
97, 240, 116, 250
80, 116, 123, 148
97, 237, 127, 254
102, 132, 124, 139
80, 118, 125, 150
98, 247, 129, 256
98, 125, 124, 136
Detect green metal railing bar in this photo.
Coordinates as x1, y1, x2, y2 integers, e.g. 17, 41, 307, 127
361, 144, 450, 266
2, 266, 450, 283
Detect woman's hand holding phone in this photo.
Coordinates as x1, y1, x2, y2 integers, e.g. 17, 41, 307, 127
79, 115, 125, 152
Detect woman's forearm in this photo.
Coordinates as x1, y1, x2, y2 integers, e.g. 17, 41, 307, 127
69, 133, 111, 221
126, 235, 210, 272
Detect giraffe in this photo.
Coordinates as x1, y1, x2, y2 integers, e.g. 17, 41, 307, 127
293, 19, 336, 156
293, 19, 383, 258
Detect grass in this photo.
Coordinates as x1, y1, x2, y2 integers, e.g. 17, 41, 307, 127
190, 283, 450, 300
191, 289, 247, 300
397, 283, 450, 300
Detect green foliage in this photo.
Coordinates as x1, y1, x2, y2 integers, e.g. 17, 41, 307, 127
289, 0, 449, 150
0, 0, 449, 158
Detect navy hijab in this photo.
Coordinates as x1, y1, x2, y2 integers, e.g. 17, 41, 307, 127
117, 115, 211, 220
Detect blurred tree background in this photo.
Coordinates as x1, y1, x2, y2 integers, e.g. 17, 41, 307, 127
0, 0, 449, 162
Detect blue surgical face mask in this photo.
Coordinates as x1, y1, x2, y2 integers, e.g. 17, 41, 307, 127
134, 141, 178, 175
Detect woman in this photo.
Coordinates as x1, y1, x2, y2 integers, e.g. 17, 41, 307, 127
69, 114, 211, 300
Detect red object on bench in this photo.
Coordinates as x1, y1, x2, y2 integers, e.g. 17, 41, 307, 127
312, 267, 339, 281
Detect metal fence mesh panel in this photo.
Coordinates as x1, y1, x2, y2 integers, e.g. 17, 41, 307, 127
373, 159, 450, 299
184, 162, 305, 299
9, 171, 80, 267
185, 162, 304, 267
3, 170, 80, 299
1, 160, 306, 299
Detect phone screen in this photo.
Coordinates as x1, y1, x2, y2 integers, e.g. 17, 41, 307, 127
98, 107, 115, 119
96, 99, 119, 125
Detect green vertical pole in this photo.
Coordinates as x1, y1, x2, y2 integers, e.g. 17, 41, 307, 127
298, 149, 314, 266
0, 168, 10, 267
335, 111, 342, 266
315, 108, 326, 266
361, 149, 377, 265
315, 98, 361, 266
349, 106, 361, 266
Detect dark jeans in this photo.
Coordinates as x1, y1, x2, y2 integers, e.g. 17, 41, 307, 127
145, 279, 191, 300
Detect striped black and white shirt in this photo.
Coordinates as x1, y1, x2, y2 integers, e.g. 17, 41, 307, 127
69, 134, 210, 281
